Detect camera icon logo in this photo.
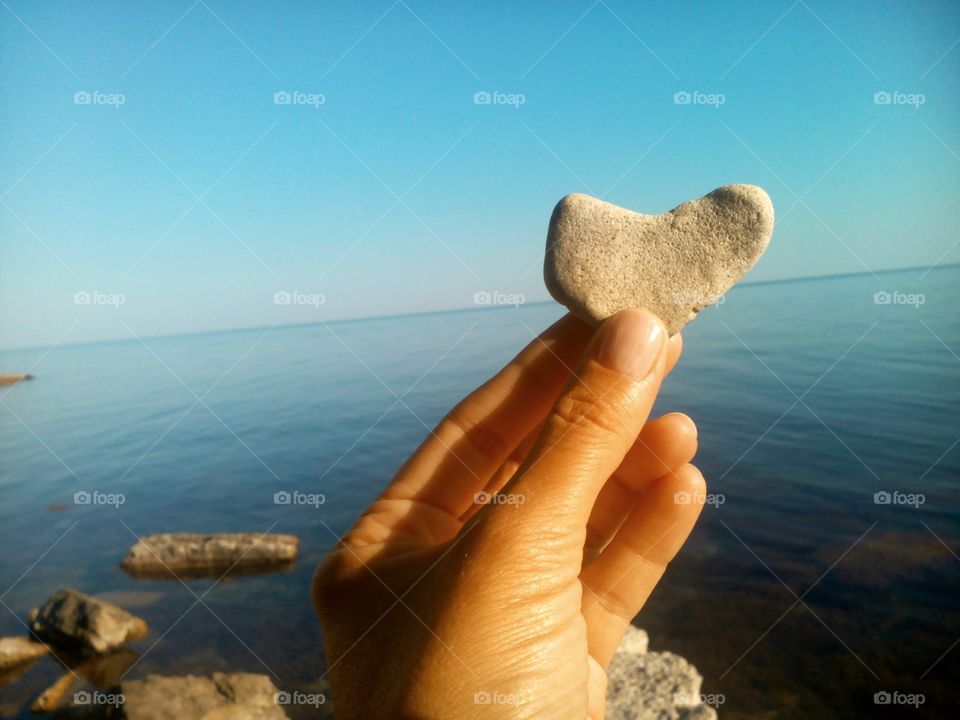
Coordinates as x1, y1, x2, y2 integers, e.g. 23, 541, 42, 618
74, 91, 92, 105
74, 491, 91, 505
873, 91, 891, 105
473, 691, 491, 704
473, 290, 491, 305
674, 91, 692, 105
273, 291, 291, 305
874, 691, 892, 704
274, 491, 291, 505
673, 491, 692, 505
873, 291, 891, 305
274, 91, 292, 105
873, 491, 891, 505
473, 91, 492, 105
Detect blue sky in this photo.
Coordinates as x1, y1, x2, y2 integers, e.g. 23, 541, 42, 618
2, 0, 958, 348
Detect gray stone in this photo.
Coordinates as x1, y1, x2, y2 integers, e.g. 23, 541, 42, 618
544, 185, 774, 334
121, 533, 299, 578
118, 672, 289, 720
606, 626, 717, 719
0, 635, 49, 670
29, 588, 148, 654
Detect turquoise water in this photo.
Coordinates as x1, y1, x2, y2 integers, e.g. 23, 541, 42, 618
1, 266, 957, 718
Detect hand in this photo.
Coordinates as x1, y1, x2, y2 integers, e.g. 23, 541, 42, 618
313, 309, 707, 719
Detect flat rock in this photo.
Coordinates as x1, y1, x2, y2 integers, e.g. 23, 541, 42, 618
118, 672, 288, 720
28, 588, 148, 654
606, 626, 717, 719
0, 373, 32, 386
121, 533, 299, 579
544, 185, 774, 334
0, 635, 49, 669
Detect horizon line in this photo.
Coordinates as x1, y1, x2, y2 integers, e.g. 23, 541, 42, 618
2, 262, 957, 354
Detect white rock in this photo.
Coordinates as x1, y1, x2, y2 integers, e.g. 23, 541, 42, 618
545, 185, 774, 334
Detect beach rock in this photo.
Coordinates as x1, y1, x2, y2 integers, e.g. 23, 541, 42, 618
605, 626, 717, 719
28, 588, 148, 654
0, 635, 49, 669
121, 533, 299, 579
119, 672, 288, 719
0, 373, 32, 386
544, 185, 774, 334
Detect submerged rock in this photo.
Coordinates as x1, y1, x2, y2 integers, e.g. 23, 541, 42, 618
118, 672, 289, 719
121, 533, 299, 579
28, 588, 148, 654
544, 185, 773, 334
0, 635, 49, 670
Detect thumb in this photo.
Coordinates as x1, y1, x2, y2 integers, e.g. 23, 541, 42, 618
494, 308, 668, 543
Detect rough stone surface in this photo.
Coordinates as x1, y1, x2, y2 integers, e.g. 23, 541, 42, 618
0, 635, 49, 669
121, 533, 299, 578
118, 672, 289, 720
605, 626, 717, 719
29, 588, 148, 654
544, 185, 774, 334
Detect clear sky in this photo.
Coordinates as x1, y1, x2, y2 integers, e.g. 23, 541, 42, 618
2, 0, 958, 349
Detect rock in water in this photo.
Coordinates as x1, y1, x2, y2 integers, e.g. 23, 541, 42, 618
0, 636, 49, 670
0, 373, 32, 387
121, 533, 299, 578
28, 588, 148, 654
544, 185, 774, 334
119, 672, 289, 719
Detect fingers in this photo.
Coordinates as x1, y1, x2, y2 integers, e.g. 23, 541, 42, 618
583, 413, 697, 561
580, 464, 706, 667
492, 309, 669, 545
381, 313, 593, 518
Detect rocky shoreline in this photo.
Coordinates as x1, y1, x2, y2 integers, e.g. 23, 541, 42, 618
1, 536, 715, 718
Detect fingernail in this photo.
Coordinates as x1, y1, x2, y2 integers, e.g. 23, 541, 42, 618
597, 309, 666, 379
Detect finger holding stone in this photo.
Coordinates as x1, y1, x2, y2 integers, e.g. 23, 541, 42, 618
583, 413, 698, 562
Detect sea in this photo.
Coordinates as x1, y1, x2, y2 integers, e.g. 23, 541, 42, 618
1, 265, 957, 719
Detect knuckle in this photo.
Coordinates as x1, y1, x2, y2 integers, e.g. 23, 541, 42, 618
551, 383, 625, 437
445, 405, 513, 464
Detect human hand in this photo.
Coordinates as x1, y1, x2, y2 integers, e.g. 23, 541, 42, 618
313, 309, 706, 719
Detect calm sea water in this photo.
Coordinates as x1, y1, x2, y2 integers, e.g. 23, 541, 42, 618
1, 266, 957, 718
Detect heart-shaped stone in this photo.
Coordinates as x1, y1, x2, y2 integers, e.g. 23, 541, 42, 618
544, 184, 774, 334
